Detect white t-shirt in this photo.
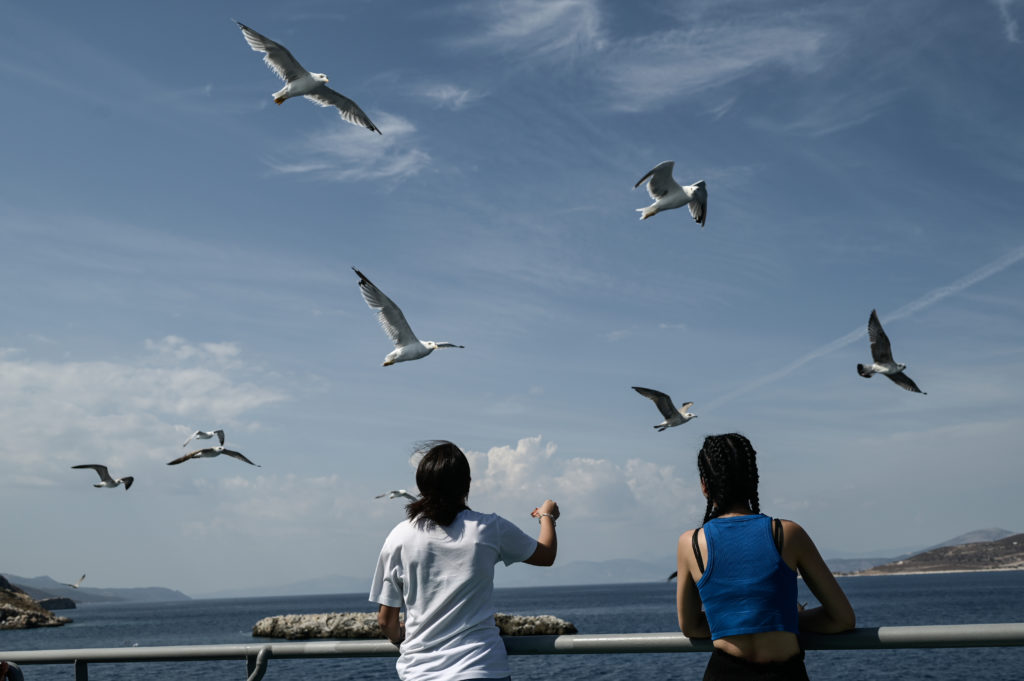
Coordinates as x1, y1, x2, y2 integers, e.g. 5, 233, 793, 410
369, 509, 538, 681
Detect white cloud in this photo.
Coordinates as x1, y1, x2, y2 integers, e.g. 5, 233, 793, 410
993, 0, 1020, 42
600, 24, 827, 112
461, 0, 607, 59
265, 112, 431, 183
465, 435, 699, 522
0, 339, 286, 479
419, 83, 484, 110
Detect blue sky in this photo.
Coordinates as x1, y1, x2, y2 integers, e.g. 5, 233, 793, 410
1, 0, 1022, 597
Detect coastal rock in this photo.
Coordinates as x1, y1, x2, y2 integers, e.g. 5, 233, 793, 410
494, 613, 577, 635
253, 612, 576, 640
0, 575, 72, 630
38, 597, 77, 610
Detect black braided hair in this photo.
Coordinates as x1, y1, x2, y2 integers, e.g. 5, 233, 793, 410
406, 440, 471, 527
697, 433, 760, 524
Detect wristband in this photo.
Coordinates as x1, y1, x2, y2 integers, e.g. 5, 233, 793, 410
536, 512, 557, 526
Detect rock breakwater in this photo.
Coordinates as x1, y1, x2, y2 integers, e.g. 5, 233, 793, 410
253, 612, 576, 640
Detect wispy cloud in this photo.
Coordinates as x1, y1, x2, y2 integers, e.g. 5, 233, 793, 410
265, 112, 431, 182
459, 0, 607, 59
419, 83, 484, 110
0, 339, 286, 479
993, 0, 1021, 42
600, 24, 828, 112
704, 243, 1024, 410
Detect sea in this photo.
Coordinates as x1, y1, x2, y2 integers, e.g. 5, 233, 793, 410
2, 571, 1023, 680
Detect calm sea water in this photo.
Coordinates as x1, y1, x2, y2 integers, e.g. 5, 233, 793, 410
2, 572, 1023, 680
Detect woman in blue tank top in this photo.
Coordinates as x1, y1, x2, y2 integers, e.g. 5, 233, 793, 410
676, 434, 855, 680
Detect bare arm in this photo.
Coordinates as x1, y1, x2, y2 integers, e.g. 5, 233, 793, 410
785, 521, 856, 633
377, 605, 405, 645
524, 499, 559, 566
677, 530, 710, 639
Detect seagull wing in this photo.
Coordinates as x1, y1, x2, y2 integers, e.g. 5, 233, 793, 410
304, 85, 381, 134
167, 450, 203, 465
72, 464, 113, 483
632, 386, 678, 420
182, 431, 200, 447
221, 449, 260, 466
867, 309, 895, 363
214, 429, 226, 446
353, 268, 420, 348
399, 491, 418, 501
886, 372, 926, 394
688, 181, 708, 227
634, 161, 682, 200
236, 21, 309, 83
433, 342, 464, 349
678, 401, 695, 416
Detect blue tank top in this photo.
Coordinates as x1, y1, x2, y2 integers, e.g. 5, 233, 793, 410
695, 514, 799, 640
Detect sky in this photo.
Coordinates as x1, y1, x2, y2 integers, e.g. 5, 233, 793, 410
1, 0, 1022, 598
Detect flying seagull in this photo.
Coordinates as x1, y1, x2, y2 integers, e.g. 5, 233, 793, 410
63, 574, 86, 589
857, 309, 926, 394
353, 267, 464, 366
235, 21, 381, 134
375, 489, 418, 502
634, 161, 707, 226
632, 387, 697, 431
167, 446, 261, 467
182, 429, 226, 448
72, 464, 134, 491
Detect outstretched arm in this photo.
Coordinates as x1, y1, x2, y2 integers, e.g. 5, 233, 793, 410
525, 500, 559, 566
785, 521, 856, 633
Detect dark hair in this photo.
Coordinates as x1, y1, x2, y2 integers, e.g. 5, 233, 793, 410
406, 440, 471, 527
697, 433, 760, 524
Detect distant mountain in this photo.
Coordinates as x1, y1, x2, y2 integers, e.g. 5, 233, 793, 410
3, 574, 190, 603
920, 528, 1016, 552
826, 527, 1019, 575
858, 533, 1024, 574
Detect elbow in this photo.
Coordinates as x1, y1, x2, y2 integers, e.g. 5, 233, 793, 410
838, 607, 856, 632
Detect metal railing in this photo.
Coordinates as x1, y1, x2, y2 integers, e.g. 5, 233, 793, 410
3, 623, 1024, 680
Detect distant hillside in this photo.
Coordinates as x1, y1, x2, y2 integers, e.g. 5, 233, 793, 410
858, 533, 1024, 575
3, 574, 190, 603
827, 528, 1018, 575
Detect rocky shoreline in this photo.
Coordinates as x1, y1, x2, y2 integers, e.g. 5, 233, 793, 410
253, 612, 577, 640
0, 575, 71, 630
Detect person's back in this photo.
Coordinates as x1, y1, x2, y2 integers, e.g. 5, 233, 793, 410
677, 433, 855, 680
370, 441, 560, 681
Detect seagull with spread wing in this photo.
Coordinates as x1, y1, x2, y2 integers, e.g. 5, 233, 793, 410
632, 387, 697, 431
167, 446, 261, 467
63, 574, 86, 589
634, 161, 707, 226
375, 489, 419, 502
72, 464, 134, 490
181, 429, 226, 448
857, 309, 926, 394
235, 21, 381, 134
353, 267, 464, 366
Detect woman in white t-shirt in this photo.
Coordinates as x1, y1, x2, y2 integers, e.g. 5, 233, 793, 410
370, 441, 559, 681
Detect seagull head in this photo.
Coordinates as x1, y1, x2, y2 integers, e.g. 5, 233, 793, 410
314, 73, 329, 83
897, 362, 907, 372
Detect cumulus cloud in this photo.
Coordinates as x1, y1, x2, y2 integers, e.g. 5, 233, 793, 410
265, 112, 431, 183
465, 435, 699, 522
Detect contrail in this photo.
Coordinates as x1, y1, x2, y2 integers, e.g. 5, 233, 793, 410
704, 243, 1024, 412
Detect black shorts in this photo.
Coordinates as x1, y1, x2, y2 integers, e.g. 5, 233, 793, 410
703, 648, 810, 681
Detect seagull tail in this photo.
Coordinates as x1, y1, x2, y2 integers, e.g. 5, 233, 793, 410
857, 364, 873, 378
